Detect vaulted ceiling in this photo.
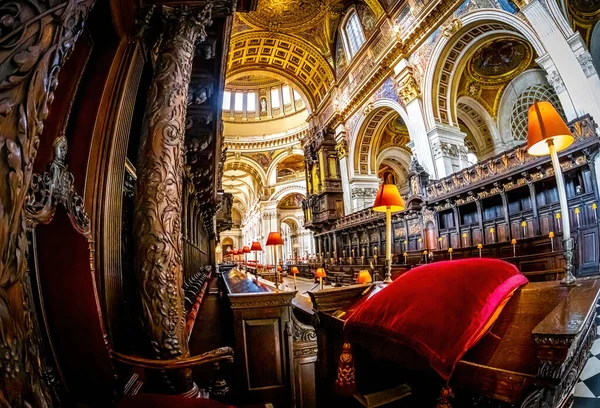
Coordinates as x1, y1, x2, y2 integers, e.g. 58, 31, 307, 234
227, 0, 353, 108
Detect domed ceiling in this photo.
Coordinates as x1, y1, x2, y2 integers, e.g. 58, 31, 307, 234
228, 0, 355, 108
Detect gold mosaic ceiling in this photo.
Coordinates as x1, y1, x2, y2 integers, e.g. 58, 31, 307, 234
228, 0, 350, 108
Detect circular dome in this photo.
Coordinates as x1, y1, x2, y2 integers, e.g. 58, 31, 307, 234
238, 0, 326, 32
468, 39, 533, 83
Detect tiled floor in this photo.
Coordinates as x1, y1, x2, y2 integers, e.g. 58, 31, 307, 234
573, 301, 600, 407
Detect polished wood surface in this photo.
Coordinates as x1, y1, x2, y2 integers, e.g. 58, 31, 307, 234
220, 268, 317, 407
313, 278, 600, 407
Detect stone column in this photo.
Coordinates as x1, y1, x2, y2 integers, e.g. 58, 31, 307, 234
349, 177, 380, 212
427, 124, 469, 178
133, 4, 212, 394
518, 0, 600, 121
394, 60, 437, 177
0, 1, 95, 406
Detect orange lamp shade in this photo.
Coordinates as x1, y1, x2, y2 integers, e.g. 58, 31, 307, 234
243, 246, 251, 254
372, 183, 405, 213
527, 102, 573, 156
250, 241, 262, 251
266, 232, 284, 246
315, 267, 326, 278
290, 266, 299, 275
357, 270, 372, 284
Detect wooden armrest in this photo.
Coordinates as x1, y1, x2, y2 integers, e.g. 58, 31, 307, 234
531, 278, 600, 379
111, 347, 234, 370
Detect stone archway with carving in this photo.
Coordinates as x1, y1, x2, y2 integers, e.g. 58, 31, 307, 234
422, 10, 547, 130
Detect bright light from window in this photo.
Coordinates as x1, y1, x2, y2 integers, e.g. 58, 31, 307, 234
222, 91, 231, 110
345, 12, 366, 58
293, 89, 301, 101
247, 92, 256, 112
234, 92, 243, 112
282, 85, 291, 105
271, 88, 280, 109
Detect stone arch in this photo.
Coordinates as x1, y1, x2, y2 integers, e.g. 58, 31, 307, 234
265, 148, 304, 184
422, 9, 547, 130
456, 96, 501, 158
269, 185, 307, 202
227, 31, 335, 109
496, 69, 555, 147
351, 99, 412, 177
224, 156, 268, 187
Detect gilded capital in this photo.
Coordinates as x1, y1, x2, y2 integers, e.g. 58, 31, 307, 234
397, 74, 421, 105
336, 139, 348, 159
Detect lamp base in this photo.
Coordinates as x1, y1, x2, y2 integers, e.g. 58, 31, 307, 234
383, 259, 393, 284
560, 237, 577, 286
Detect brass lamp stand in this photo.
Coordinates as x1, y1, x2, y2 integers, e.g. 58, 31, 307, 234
372, 184, 405, 283
526, 102, 576, 285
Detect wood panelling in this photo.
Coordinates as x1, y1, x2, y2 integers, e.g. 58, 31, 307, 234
243, 318, 284, 390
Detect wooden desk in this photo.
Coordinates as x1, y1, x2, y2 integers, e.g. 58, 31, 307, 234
220, 268, 317, 408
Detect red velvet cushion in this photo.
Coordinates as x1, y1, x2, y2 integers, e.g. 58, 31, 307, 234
344, 258, 528, 380
117, 394, 234, 408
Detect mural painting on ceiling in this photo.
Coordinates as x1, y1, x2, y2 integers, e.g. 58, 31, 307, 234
248, 151, 274, 169
278, 193, 305, 209
277, 155, 305, 180
373, 78, 400, 105
356, 3, 378, 38
407, 0, 518, 77
336, 36, 348, 78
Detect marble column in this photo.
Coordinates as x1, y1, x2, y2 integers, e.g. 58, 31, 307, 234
394, 60, 437, 177
133, 4, 212, 394
427, 124, 469, 178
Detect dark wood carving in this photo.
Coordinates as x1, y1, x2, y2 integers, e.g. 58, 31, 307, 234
0, 1, 95, 405
132, 4, 213, 392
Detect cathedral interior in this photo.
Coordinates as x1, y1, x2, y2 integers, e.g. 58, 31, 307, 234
3, 0, 600, 407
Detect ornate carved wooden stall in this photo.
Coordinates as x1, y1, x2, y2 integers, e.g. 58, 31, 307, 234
0, 0, 243, 405
307, 116, 600, 280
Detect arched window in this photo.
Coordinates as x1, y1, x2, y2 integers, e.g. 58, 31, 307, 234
343, 11, 366, 59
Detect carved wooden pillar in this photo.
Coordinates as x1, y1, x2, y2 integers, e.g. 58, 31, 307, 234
0, 1, 94, 406
133, 4, 212, 394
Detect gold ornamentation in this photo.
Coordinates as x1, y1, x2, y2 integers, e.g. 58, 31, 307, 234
396, 73, 421, 105
336, 139, 348, 159
442, 18, 462, 38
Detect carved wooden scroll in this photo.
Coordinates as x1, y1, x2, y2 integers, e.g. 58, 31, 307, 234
0, 1, 94, 406
132, 4, 213, 393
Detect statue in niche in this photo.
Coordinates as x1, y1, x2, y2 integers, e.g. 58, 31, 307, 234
260, 97, 267, 112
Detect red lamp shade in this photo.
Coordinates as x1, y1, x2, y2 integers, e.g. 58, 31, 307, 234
266, 232, 284, 246
357, 270, 372, 284
527, 101, 573, 156
372, 183, 405, 213
315, 267, 326, 278
250, 241, 262, 251
243, 246, 251, 254
290, 266, 299, 275
234, 249, 239, 255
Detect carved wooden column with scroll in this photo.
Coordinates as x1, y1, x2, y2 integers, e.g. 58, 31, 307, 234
132, 4, 212, 394
0, 1, 95, 406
